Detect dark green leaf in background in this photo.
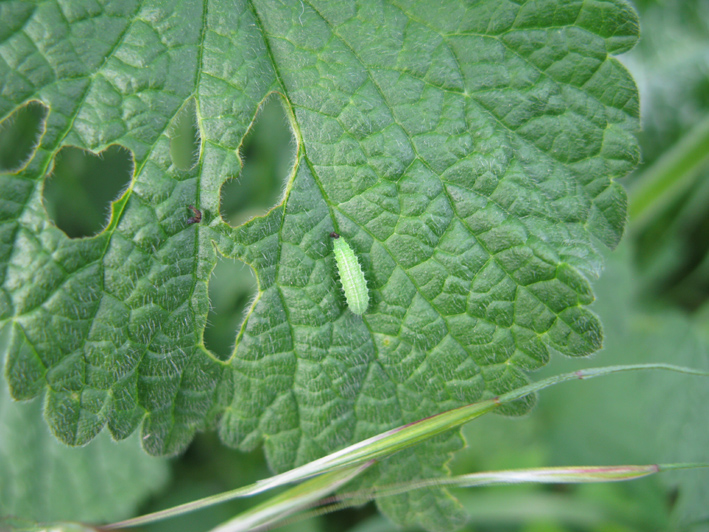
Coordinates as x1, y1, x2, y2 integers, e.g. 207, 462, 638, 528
0, 324, 169, 524
625, 0, 709, 310
540, 246, 709, 531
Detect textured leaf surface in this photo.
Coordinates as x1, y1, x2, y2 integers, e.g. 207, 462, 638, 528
0, 1, 639, 529
0, 326, 169, 524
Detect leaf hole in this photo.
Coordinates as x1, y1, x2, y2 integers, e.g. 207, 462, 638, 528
42, 145, 134, 238
0, 100, 48, 172
203, 255, 258, 361
220, 96, 295, 227
169, 98, 201, 171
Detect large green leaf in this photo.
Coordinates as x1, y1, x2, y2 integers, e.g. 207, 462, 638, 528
0, 1, 639, 529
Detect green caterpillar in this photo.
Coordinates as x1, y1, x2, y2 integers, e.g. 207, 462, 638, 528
330, 232, 369, 315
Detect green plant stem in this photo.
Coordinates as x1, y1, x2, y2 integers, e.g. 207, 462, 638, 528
210, 462, 373, 532
629, 111, 709, 232
253, 462, 709, 531
104, 363, 709, 529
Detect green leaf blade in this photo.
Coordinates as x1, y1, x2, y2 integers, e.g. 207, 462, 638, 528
216, 1, 640, 528
1, 1, 640, 529
0, 1, 249, 455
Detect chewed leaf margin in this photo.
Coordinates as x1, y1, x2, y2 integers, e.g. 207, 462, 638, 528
0, 6, 639, 531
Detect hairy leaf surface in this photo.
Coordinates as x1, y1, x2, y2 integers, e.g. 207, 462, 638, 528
0, 1, 639, 528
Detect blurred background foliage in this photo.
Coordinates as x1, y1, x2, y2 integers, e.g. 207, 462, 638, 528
627, 0, 709, 311
1, 0, 709, 530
